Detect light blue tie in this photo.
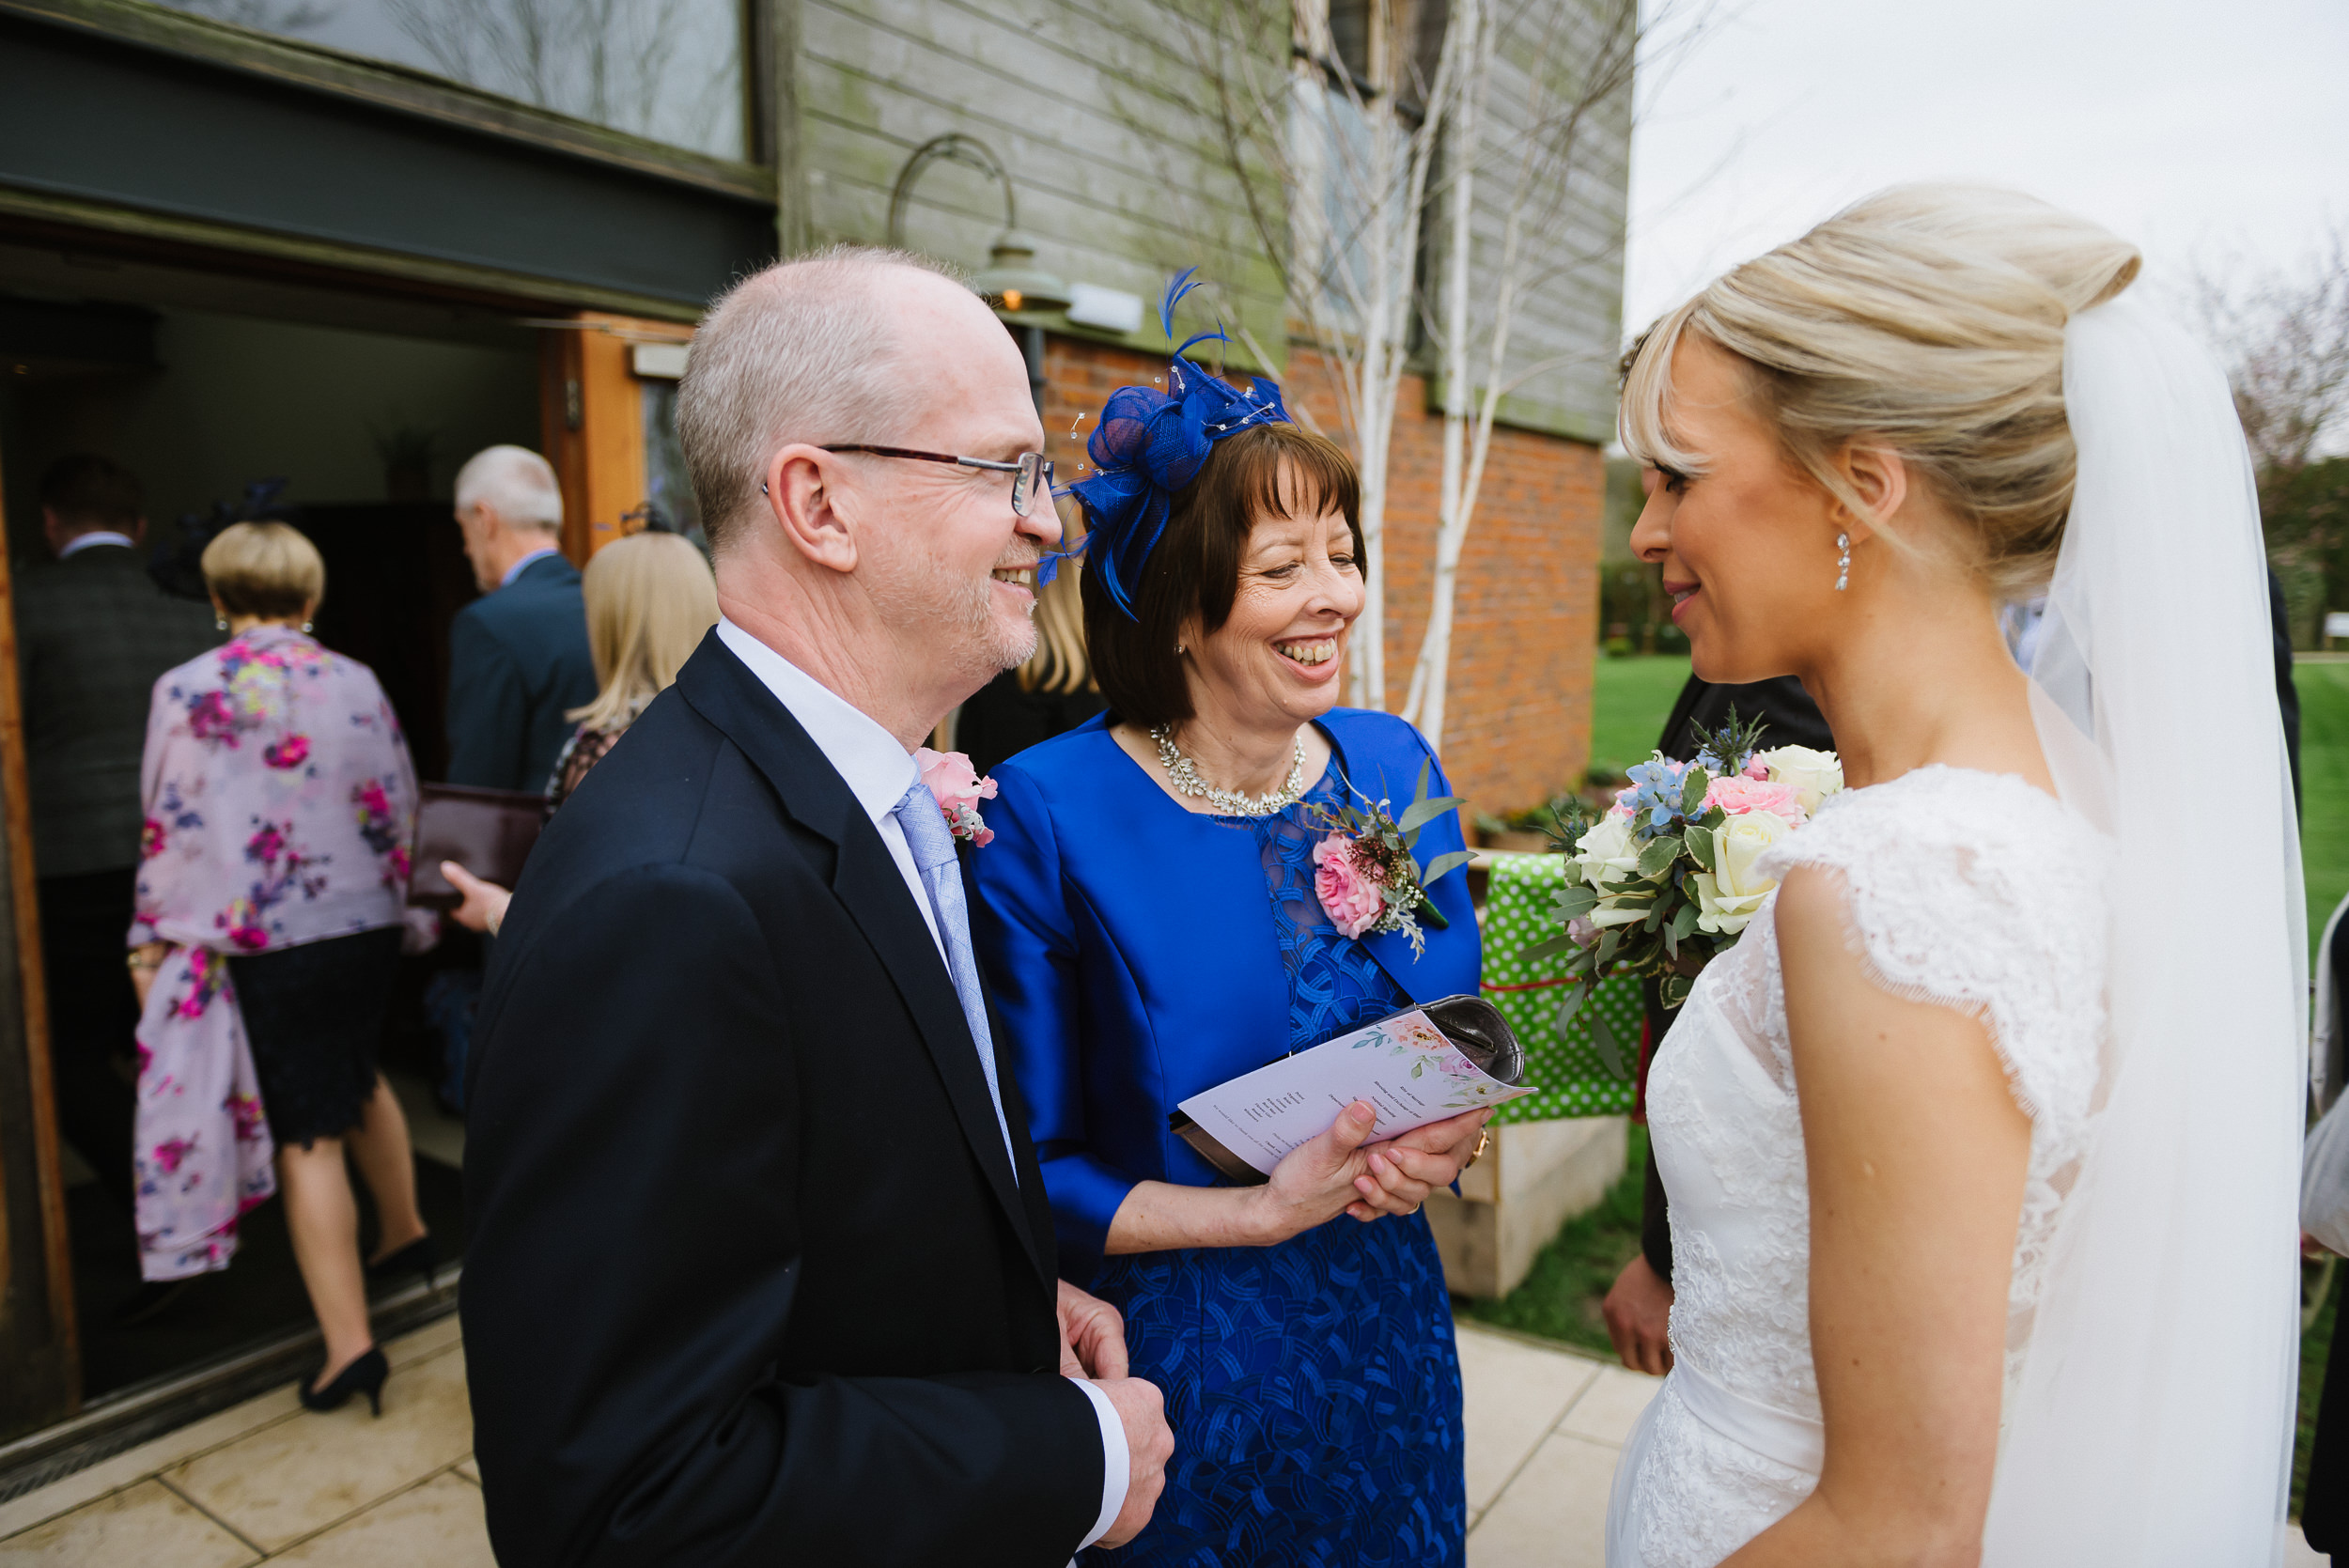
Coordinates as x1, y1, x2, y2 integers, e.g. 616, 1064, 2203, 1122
891, 782, 1017, 1172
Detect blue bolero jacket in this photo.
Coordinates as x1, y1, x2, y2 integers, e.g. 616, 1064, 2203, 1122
968, 707, 1482, 1285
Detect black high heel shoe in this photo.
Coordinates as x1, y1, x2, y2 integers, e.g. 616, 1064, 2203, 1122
300, 1346, 387, 1416
366, 1234, 439, 1293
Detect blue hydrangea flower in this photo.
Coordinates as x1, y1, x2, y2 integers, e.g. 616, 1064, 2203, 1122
1621, 756, 1690, 836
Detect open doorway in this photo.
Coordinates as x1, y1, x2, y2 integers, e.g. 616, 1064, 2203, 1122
0, 247, 541, 1405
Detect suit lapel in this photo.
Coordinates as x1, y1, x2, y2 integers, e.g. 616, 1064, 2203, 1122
675, 640, 1048, 1288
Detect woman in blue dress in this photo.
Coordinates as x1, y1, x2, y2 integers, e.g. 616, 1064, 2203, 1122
970, 318, 1489, 1567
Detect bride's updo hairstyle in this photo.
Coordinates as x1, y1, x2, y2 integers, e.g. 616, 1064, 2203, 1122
1622, 184, 2142, 598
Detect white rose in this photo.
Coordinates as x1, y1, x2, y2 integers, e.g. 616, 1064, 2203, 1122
1694, 810, 1795, 935
1575, 810, 1641, 889
1758, 745, 1843, 816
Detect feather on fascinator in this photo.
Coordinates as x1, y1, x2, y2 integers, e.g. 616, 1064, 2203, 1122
1045, 270, 1290, 616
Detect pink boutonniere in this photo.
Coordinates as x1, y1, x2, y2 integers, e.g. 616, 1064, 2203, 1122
914, 747, 999, 847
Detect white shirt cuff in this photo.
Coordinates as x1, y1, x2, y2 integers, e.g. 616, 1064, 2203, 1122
1069, 1376, 1129, 1551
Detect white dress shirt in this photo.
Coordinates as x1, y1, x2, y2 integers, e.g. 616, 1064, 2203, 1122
58, 530, 135, 559
711, 619, 1128, 1551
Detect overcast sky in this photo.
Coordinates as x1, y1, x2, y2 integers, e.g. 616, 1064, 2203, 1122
1622, 0, 2349, 334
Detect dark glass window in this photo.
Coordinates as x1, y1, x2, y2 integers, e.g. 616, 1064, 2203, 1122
153, 0, 749, 161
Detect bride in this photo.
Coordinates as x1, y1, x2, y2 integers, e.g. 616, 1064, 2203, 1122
1607, 185, 2305, 1565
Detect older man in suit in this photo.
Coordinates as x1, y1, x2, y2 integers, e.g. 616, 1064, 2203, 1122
461, 248, 1172, 1566
18, 456, 218, 1299
444, 445, 597, 792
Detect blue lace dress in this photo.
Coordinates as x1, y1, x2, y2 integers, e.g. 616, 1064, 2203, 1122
970, 711, 1478, 1568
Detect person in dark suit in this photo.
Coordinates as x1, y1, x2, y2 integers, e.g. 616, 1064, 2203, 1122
460, 249, 1171, 1566
17, 456, 217, 1285
443, 445, 598, 791
1602, 672, 1833, 1376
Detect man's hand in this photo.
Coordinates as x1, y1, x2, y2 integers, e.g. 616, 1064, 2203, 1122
1093, 1375, 1173, 1550
1057, 1279, 1128, 1379
1602, 1252, 1674, 1375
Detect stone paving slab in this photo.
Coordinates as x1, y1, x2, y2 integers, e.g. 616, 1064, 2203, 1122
0, 1315, 2326, 1563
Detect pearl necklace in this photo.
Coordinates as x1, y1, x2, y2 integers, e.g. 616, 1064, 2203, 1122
1150, 725, 1308, 816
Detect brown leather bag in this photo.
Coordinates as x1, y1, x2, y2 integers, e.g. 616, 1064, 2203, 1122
406, 783, 549, 910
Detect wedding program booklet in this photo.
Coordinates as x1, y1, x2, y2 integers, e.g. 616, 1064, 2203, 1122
1170, 994, 1537, 1185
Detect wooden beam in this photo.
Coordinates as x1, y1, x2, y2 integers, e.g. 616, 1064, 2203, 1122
0, 442, 81, 1438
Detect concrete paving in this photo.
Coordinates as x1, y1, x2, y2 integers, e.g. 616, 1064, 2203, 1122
0, 1316, 2326, 1564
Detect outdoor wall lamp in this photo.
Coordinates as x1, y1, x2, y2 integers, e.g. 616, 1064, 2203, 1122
887, 133, 1072, 314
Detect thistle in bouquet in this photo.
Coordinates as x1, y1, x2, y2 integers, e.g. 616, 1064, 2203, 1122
1309, 760, 1477, 960
1531, 710, 1842, 1018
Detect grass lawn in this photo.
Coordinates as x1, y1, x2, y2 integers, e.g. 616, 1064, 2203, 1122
1587, 655, 1690, 779
1470, 652, 2341, 1518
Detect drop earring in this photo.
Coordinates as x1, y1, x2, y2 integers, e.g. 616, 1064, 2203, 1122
1834, 533, 1851, 592
301, 621, 315, 634
214, 615, 227, 631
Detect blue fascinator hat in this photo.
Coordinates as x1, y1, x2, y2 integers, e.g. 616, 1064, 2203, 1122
1050, 270, 1290, 617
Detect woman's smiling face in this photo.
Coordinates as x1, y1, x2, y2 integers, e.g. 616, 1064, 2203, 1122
1185, 463, 1365, 729
1628, 334, 1848, 684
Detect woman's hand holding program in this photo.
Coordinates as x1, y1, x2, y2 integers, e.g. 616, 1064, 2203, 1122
1351, 1107, 1490, 1218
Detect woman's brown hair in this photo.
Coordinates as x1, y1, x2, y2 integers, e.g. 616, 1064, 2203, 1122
1082, 422, 1362, 730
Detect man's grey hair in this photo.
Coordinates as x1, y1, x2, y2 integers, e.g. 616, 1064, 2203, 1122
677, 244, 968, 556
454, 445, 564, 533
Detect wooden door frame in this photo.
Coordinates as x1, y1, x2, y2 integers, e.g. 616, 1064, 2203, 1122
537, 313, 695, 565
0, 443, 82, 1441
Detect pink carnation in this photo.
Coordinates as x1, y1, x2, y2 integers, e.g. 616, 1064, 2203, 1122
1703, 774, 1807, 826
913, 748, 999, 846
1312, 833, 1386, 939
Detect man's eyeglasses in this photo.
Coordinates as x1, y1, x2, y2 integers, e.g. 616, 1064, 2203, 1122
767, 444, 1053, 517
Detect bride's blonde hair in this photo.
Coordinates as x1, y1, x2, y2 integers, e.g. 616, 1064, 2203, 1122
1622, 184, 2142, 598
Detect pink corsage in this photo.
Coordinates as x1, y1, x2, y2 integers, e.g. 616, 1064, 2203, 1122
1313, 835, 1388, 939
1303, 762, 1473, 959
914, 747, 998, 847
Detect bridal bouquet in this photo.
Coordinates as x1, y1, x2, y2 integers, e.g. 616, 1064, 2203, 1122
1534, 713, 1842, 1011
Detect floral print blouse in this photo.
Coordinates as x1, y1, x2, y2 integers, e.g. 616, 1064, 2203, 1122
133, 625, 417, 953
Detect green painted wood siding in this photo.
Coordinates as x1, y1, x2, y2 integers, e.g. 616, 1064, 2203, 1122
798, 0, 1290, 365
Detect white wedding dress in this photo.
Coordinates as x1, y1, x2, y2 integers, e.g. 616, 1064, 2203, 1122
1604, 298, 2307, 1567
1606, 766, 2112, 1568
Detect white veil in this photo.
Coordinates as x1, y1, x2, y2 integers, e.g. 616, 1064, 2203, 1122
1985, 297, 2307, 1563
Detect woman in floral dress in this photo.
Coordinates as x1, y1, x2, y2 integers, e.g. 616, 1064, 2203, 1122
129, 521, 425, 1415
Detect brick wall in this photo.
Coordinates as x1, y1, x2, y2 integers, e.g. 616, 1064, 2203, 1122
1041, 335, 1600, 818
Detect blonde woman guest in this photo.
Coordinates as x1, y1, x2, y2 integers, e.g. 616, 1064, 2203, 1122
129, 521, 428, 1414
1608, 186, 2299, 1563
442, 530, 718, 936
953, 515, 1105, 777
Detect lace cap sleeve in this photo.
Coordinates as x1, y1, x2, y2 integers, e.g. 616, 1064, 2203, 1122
1754, 767, 2111, 1138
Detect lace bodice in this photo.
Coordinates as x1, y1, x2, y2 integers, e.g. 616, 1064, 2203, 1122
1615, 767, 2111, 1568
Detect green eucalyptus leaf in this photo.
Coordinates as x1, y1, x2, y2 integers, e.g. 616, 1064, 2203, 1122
1591, 1013, 1632, 1082
1521, 932, 1577, 961
1421, 848, 1475, 886
1398, 793, 1465, 836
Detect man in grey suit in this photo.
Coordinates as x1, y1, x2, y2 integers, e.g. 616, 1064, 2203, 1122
19, 456, 218, 1293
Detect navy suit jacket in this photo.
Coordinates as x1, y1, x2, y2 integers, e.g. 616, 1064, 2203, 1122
445, 551, 598, 790
460, 631, 1102, 1568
